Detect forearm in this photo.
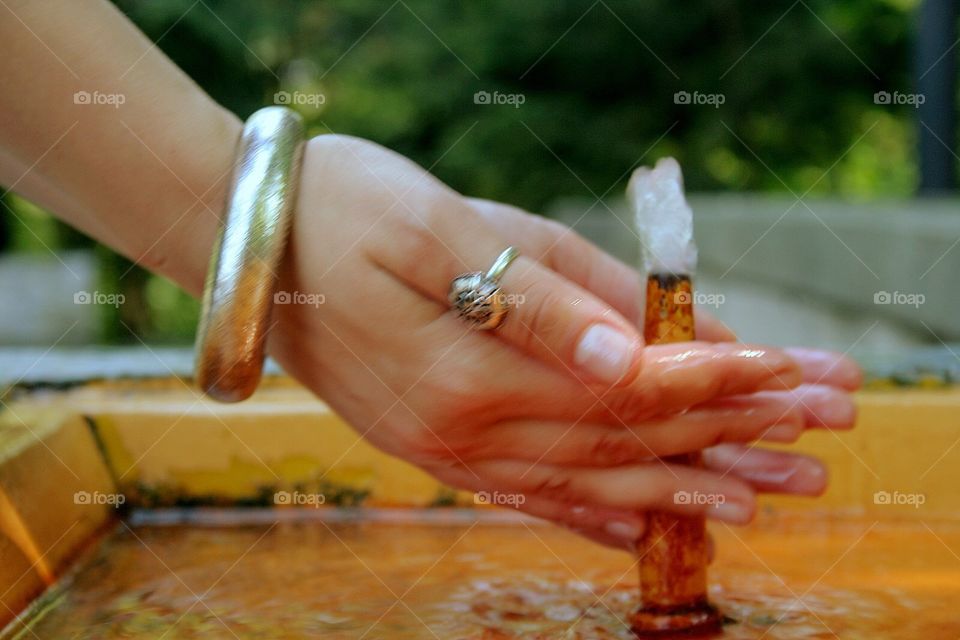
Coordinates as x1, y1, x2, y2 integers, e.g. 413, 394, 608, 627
0, 0, 241, 295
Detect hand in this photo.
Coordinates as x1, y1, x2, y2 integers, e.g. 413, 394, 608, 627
267, 134, 861, 550
0, 0, 860, 552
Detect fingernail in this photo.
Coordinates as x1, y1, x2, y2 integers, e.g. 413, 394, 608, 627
741, 458, 827, 495
784, 348, 863, 390
739, 346, 801, 389
575, 324, 637, 384
710, 498, 753, 524
764, 422, 800, 442
790, 459, 828, 495
605, 520, 642, 541
798, 386, 856, 428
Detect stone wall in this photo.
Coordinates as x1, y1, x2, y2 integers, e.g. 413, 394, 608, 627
549, 195, 960, 354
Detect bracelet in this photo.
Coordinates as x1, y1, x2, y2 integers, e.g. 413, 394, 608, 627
194, 107, 305, 402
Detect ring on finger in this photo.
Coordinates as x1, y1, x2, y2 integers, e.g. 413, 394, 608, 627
448, 246, 519, 330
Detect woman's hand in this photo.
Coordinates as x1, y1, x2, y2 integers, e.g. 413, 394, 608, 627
267, 134, 861, 550
0, 0, 860, 551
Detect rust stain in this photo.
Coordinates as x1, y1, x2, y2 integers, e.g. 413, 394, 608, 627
632, 274, 720, 636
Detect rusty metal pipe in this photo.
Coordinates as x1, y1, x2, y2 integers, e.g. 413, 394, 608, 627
630, 273, 721, 637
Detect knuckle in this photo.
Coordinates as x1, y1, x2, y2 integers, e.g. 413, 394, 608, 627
390, 196, 483, 280
642, 475, 678, 510
585, 431, 635, 466
424, 362, 476, 401
713, 359, 742, 396
540, 223, 598, 273
305, 133, 368, 168
417, 362, 497, 420
531, 472, 577, 503
551, 224, 590, 257
671, 361, 724, 401
381, 378, 486, 466
302, 135, 387, 204
392, 207, 444, 269
540, 217, 571, 238
515, 283, 565, 353
706, 423, 731, 448
393, 420, 452, 466
690, 413, 731, 448
602, 383, 662, 424
536, 217, 573, 250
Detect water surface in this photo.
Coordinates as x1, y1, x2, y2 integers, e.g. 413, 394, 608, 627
12, 509, 960, 639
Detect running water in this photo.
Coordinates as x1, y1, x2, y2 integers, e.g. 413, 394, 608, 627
628, 157, 698, 276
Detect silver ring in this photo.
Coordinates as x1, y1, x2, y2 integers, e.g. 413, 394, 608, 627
448, 247, 519, 330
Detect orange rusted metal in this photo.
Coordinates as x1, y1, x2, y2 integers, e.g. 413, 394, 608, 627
631, 273, 722, 637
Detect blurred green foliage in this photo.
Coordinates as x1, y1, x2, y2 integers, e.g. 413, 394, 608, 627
0, 0, 929, 342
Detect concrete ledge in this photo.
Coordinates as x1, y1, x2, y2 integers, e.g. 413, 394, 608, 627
2, 340, 959, 394
0, 410, 116, 627
6, 376, 960, 518
0, 347, 284, 389
53, 381, 467, 509
763, 388, 960, 518
0, 251, 96, 346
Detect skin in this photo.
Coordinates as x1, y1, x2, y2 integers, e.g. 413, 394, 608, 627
0, 0, 861, 551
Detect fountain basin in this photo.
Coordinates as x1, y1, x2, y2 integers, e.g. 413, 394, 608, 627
1, 360, 958, 638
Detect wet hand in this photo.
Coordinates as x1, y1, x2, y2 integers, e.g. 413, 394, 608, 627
268, 135, 861, 551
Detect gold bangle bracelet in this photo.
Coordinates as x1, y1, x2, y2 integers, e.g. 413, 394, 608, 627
194, 107, 305, 402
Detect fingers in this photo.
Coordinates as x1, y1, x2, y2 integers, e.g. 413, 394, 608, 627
467, 198, 863, 396
380, 184, 838, 397
322, 145, 641, 385
592, 342, 802, 422
468, 197, 739, 345
510, 496, 646, 552
462, 396, 803, 466
703, 444, 829, 496
785, 347, 863, 390
376, 192, 644, 385
454, 460, 757, 525
695, 311, 737, 342
449, 384, 854, 467
781, 384, 857, 429
426, 466, 647, 551
470, 195, 864, 398
467, 197, 646, 325
496, 256, 643, 385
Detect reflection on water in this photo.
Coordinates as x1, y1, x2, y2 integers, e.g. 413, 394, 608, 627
10, 510, 960, 639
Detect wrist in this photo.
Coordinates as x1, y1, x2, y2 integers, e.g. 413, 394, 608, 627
141, 104, 242, 297
0, 0, 243, 297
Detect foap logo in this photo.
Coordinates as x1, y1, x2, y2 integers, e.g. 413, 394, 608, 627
493, 292, 526, 307
674, 90, 725, 108
74, 490, 126, 507
73, 90, 126, 109
474, 491, 526, 507
674, 291, 725, 308
274, 490, 326, 508
74, 290, 125, 308
874, 291, 925, 308
274, 91, 326, 108
674, 490, 726, 506
274, 290, 326, 308
873, 91, 925, 108
474, 90, 525, 108
873, 490, 925, 508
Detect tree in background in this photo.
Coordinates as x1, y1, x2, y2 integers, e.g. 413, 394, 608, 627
0, 0, 931, 341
